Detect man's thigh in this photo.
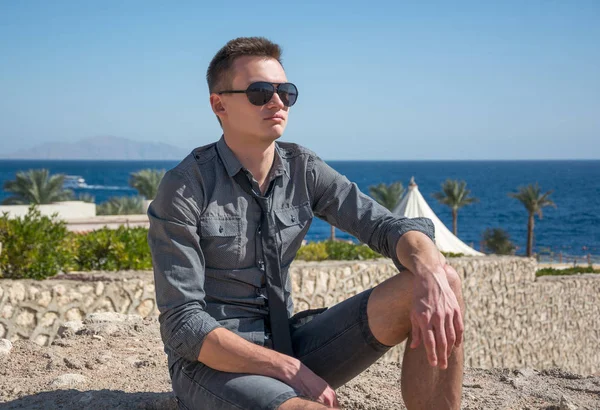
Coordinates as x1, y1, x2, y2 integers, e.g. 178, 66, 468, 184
291, 288, 392, 389
170, 359, 299, 410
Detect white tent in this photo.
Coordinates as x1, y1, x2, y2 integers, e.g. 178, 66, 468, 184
392, 177, 484, 256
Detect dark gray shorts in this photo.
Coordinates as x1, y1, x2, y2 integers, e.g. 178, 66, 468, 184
170, 288, 392, 410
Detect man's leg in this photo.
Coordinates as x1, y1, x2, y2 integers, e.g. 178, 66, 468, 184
367, 267, 465, 410
170, 358, 301, 410
279, 398, 331, 409
291, 289, 393, 390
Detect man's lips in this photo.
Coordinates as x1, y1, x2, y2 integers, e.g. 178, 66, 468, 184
264, 114, 285, 121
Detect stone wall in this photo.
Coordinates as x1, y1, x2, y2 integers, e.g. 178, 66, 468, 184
466, 258, 599, 375
0, 257, 599, 375
0, 274, 156, 346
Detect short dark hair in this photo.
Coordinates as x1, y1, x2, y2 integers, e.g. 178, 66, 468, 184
206, 37, 283, 94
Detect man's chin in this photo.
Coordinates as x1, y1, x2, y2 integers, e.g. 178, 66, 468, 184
259, 134, 282, 145
261, 126, 285, 141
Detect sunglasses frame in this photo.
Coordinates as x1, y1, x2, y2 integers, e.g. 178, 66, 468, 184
216, 81, 298, 107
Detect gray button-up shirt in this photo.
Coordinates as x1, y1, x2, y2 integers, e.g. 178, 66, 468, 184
147, 136, 435, 369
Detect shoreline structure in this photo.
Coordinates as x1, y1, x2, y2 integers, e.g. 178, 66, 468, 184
1, 256, 599, 376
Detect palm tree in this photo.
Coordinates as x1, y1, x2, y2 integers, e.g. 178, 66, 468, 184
96, 196, 145, 215
432, 179, 478, 236
129, 169, 166, 200
77, 193, 95, 203
368, 182, 404, 211
481, 228, 516, 255
508, 183, 556, 257
2, 169, 73, 205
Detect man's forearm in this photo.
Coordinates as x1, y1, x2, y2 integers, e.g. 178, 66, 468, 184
198, 327, 299, 382
396, 231, 446, 277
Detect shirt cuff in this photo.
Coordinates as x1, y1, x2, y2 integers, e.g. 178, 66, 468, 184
165, 312, 223, 363
389, 217, 436, 272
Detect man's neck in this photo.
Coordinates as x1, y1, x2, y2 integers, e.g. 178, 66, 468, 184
223, 134, 276, 193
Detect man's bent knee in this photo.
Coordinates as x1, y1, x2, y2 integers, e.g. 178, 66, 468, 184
444, 265, 462, 293
444, 264, 465, 312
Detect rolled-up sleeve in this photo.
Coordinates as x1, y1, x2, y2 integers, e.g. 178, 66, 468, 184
307, 154, 436, 271
147, 170, 222, 363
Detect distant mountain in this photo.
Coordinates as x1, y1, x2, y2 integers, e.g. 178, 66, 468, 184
1, 136, 190, 160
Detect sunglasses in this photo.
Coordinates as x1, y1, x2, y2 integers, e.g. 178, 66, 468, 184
216, 82, 298, 107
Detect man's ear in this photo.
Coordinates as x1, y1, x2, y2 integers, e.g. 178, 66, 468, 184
210, 94, 226, 118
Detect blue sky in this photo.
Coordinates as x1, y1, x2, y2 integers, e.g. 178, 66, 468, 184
1, 1, 599, 160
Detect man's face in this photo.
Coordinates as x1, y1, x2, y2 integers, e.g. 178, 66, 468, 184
213, 56, 290, 144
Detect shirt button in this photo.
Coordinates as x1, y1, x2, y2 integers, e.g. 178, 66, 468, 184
291, 216, 296, 222
218, 226, 223, 233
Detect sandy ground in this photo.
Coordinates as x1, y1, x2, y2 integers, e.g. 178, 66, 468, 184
0, 314, 599, 410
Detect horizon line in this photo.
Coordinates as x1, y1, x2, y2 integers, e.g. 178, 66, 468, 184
1, 157, 600, 162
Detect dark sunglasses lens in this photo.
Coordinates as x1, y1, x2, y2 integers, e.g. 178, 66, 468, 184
246, 82, 274, 106
277, 83, 298, 107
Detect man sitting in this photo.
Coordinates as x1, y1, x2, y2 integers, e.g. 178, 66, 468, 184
148, 36, 464, 410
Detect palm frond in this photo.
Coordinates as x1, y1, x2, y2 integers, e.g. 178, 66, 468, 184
2, 169, 71, 204
77, 193, 96, 203
368, 181, 404, 211
129, 169, 166, 200
509, 183, 556, 219
1, 196, 28, 205
432, 179, 478, 210
97, 196, 145, 215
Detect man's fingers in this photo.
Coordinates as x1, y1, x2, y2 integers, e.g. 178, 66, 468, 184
325, 387, 339, 408
332, 390, 340, 408
454, 308, 464, 347
435, 316, 448, 369
410, 318, 422, 349
423, 324, 437, 366
445, 314, 456, 357
320, 391, 334, 407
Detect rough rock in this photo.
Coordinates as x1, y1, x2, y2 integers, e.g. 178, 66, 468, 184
514, 368, 538, 378
51, 339, 74, 348
49, 373, 87, 388
57, 320, 85, 338
83, 312, 142, 324
0, 339, 12, 355
64, 357, 83, 370
559, 394, 577, 410
0, 316, 598, 409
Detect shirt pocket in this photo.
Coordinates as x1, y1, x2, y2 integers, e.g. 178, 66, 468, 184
199, 217, 241, 269
273, 202, 313, 266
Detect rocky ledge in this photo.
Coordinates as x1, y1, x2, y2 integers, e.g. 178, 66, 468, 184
0, 313, 598, 409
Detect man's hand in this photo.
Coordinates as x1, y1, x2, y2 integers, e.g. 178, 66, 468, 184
409, 263, 464, 369
286, 359, 339, 408
198, 328, 338, 407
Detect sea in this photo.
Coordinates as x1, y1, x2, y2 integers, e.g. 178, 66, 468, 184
1, 159, 599, 259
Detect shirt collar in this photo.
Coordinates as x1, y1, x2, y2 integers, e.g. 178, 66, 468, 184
216, 135, 290, 180
216, 135, 243, 177
272, 143, 290, 180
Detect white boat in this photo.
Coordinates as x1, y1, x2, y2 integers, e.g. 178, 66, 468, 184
63, 175, 87, 189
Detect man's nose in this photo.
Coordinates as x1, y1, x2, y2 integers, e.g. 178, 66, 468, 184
266, 91, 285, 109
